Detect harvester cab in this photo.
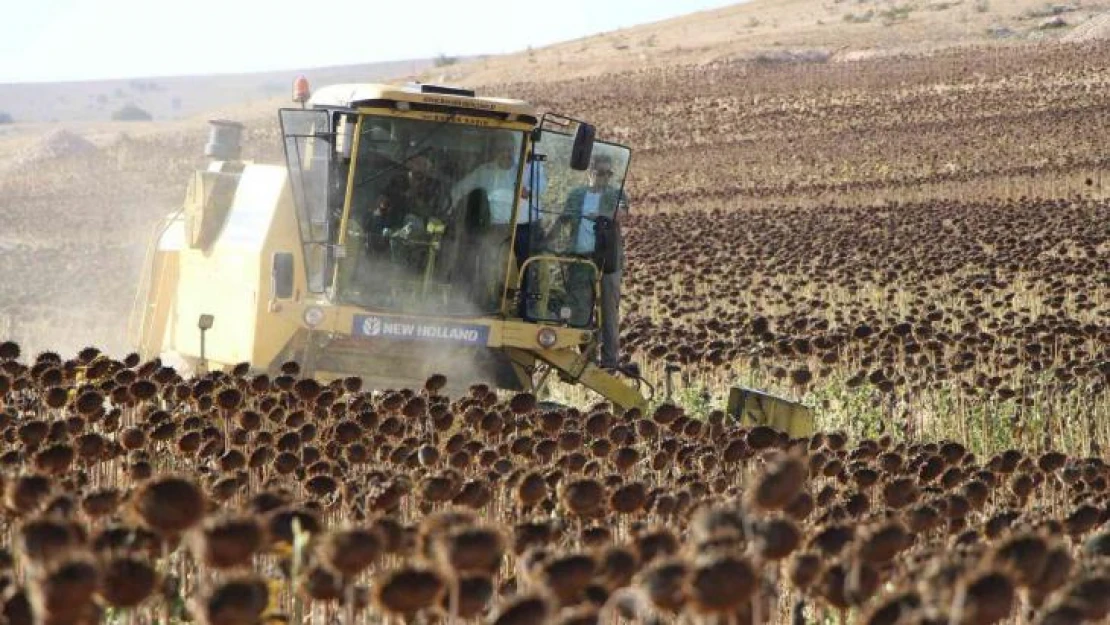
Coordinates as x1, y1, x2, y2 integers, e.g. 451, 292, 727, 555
129, 78, 815, 435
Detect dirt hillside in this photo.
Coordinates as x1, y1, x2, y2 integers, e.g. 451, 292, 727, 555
424, 0, 1110, 86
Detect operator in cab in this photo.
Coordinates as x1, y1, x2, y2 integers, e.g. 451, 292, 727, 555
385, 154, 450, 226
447, 134, 526, 307
369, 154, 451, 268
381, 156, 450, 264
449, 134, 521, 226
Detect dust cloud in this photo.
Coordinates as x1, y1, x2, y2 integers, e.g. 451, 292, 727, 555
0, 120, 524, 394
0, 124, 212, 360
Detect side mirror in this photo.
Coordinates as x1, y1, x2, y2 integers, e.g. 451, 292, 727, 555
570, 123, 595, 171
272, 252, 295, 299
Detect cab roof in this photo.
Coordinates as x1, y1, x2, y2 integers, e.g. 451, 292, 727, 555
308, 82, 538, 123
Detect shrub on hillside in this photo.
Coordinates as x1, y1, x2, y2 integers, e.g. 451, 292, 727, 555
0, 112, 13, 124
111, 104, 152, 121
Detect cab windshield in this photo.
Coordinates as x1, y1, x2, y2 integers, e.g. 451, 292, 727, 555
334, 115, 525, 316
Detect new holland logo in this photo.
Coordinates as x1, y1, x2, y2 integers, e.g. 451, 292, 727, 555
352, 315, 490, 346
361, 316, 382, 336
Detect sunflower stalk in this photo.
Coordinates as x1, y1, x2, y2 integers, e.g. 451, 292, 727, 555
292, 517, 310, 625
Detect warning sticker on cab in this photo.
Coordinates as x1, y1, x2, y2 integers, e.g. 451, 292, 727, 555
352, 314, 490, 346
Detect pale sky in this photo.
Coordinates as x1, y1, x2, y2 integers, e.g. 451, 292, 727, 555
0, 0, 745, 84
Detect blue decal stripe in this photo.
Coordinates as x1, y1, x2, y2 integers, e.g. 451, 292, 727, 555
351, 315, 490, 345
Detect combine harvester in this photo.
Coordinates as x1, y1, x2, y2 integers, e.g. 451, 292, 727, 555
128, 77, 813, 434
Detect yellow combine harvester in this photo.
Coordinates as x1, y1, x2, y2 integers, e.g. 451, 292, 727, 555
128, 78, 813, 434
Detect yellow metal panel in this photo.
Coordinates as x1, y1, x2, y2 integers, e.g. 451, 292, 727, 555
137, 248, 179, 360
184, 170, 238, 249
253, 168, 311, 370
132, 214, 184, 359
404, 91, 536, 118
533, 348, 648, 413
163, 165, 292, 368
310, 83, 537, 119
333, 114, 365, 255
499, 320, 590, 351
354, 107, 535, 132
170, 250, 259, 364
498, 133, 532, 311
306, 327, 527, 393
217, 165, 287, 251
314, 305, 591, 353
727, 387, 816, 438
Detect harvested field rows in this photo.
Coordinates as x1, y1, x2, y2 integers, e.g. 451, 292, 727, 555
479, 41, 1110, 456
494, 42, 1110, 207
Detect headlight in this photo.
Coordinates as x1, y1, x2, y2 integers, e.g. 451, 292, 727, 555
537, 327, 558, 349
303, 306, 325, 328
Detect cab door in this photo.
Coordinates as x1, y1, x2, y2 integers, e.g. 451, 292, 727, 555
279, 108, 340, 294
520, 115, 631, 328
